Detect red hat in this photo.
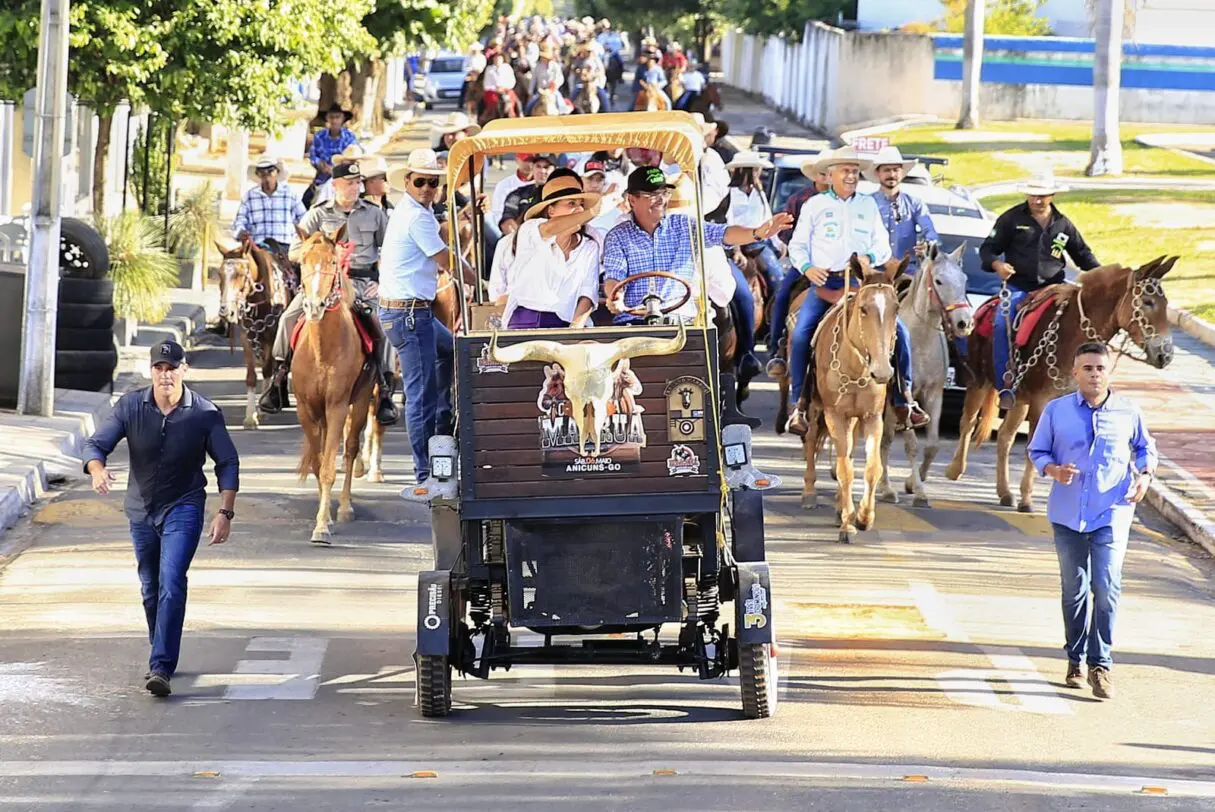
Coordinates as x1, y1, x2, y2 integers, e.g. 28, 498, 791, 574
516, 152, 537, 162
583, 160, 606, 175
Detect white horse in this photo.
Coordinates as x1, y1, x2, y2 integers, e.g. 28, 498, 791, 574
879, 242, 974, 506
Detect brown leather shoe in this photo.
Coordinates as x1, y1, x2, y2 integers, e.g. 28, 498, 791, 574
1065, 662, 1083, 688
1087, 666, 1114, 699
893, 402, 931, 432
786, 408, 808, 437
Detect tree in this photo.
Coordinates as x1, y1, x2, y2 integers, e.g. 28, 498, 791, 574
956, 0, 986, 129
938, 0, 1051, 35
718, 0, 853, 42
1085, 0, 1124, 176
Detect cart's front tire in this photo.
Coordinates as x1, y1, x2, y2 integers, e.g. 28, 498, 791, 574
739, 643, 778, 719
417, 654, 451, 718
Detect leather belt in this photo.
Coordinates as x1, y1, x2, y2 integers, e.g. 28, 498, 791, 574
348, 264, 378, 279
380, 297, 432, 309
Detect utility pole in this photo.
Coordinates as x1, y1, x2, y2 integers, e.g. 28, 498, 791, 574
1086, 0, 1125, 176
956, 0, 986, 130
18, 0, 71, 416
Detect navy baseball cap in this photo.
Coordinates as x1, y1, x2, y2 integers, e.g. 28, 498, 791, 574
151, 340, 186, 368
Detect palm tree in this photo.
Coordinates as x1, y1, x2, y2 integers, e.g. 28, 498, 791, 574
1086, 0, 1126, 175
956, 0, 986, 130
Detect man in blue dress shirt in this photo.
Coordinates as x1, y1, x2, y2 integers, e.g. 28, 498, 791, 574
1027, 341, 1156, 700
83, 341, 240, 697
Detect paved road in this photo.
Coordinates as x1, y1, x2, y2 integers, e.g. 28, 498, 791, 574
2, 324, 1213, 810
3, 110, 1215, 810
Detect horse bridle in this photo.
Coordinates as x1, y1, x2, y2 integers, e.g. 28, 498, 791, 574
923, 259, 971, 339
1076, 268, 1165, 365
830, 283, 898, 393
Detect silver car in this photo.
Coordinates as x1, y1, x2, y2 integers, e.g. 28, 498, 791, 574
413, 53, 466, 108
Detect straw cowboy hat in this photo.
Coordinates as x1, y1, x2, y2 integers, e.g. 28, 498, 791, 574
387, 148, 445, 190
861, 145, 917, 181
247, 155, 289, 183
1017, 171, 1070, 196
689, 112, 718, 136
665, 172, 696, 213
523, 174, 601, 221
359, 155, 391, 180
538, 40, 556, 58
332, 144, 366, 166
812, 145, 873, 175
725, 150, 773, 171
433, 111, 481, 137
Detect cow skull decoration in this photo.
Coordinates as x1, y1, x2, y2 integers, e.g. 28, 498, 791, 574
490, 322, 687, 457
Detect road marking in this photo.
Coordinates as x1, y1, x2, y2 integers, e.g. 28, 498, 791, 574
192, 637, 329, 700
910, 581, 1071, 715
189, 777, 257, 810
0, 760, 1211, 797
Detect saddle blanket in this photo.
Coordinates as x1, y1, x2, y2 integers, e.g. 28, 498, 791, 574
974, 293, 1056, 346
290, 313, 374, 355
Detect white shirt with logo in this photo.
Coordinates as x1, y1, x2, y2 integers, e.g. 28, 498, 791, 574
788, 189, 891, 274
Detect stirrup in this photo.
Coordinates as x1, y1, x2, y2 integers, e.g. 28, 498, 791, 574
998, 389, 1018, 411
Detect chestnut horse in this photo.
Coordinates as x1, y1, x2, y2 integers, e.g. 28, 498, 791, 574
801, 256, 905, 542
633, 83, 671, 112
945, 256, 1178, 513
216, 240, 291, 429
292, 227, 384, 544
684, 82, 722, 117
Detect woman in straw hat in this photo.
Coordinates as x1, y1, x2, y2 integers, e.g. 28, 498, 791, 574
492, 174, 604, 330
725, 150, 782, 292
431, 112, 482, 153
980, 171, 1101, 409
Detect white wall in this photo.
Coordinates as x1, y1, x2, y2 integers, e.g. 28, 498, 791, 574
1136, 0, 1215, 47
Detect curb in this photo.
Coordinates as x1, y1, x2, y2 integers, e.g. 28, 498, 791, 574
1168, 306, 1215, 349
1146, 477, 1215, 558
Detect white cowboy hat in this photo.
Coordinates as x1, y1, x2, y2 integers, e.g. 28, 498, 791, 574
359, 155, 391, 180
689, 112, 718, 136
799, 151, 827, 180
387, 148, 444, 190
813, 145, 873, 175
725, 150, 773, 171
247, 155, 289, 182
1017, 171, 1070, 196
861, 145, 917, 180
332, 143, 366, 166
433, 111, 482, 137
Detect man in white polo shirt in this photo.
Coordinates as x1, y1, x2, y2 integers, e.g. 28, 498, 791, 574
380, 149, 471, 498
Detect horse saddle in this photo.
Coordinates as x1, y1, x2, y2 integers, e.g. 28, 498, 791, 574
290, 313, 374, 355
974, 283, 1077, 346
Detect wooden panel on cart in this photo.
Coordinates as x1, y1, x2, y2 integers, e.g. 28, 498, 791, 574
456, 327, 722, 507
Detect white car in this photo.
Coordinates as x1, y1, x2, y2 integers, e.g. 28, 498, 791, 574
413, 52, 467, 108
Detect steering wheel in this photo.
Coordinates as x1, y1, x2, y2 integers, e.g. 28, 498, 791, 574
619, 271, 693, 318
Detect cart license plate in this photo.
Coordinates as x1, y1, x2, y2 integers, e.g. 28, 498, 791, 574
946, 366, 957, 388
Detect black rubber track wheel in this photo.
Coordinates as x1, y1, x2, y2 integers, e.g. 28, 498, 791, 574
417, 654, 451, 718
739, 642, 778, 719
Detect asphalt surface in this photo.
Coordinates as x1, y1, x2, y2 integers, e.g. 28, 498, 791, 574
2, 103, 1215, 810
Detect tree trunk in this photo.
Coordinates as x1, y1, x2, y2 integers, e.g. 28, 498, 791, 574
372, 59, 390, 128
353, 59, 386, 134
91, 112, 112, 216
1086, 0, 1125, 176
315, 66, 356, 126
956, 0, 986, 130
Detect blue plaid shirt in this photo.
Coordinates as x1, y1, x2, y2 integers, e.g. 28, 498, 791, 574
872, 191, 938, 274
603, 214, 727, 323
309, 127, 359, 178
232, 184, 306, 245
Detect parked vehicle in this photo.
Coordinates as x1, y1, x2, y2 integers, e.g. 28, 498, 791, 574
412, 53, 467, 109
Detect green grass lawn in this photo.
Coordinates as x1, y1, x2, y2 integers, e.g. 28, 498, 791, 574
979, 189, 1215, 321
889, 121, 1215, 190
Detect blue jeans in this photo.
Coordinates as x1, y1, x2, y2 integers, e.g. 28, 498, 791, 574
788, 289, 914, 406
730, 262, 756, 359
1052, 523, 1127, 669
742, 241, 784, 294
128, 500, 205, 677
995, 288, 1028, 391
381, 306, 453, 482
768, 268, 802, 354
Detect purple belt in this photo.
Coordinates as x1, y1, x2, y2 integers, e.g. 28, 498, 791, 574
508, 307, 569, 329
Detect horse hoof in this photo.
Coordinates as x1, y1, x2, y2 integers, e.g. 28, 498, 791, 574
800, 493, 819, 510
913, 495, 931, 508
879, 491, 899, 504
838, 527, 856, 544
353, 459, 366, 478
311, 531, 331, 545
999, 494, 1015, 508
944, 463, 964, 481
904, 479, 915, 494
855, 515, 873, 532
1017, 502, 1034, 514
337, 508, 354, 524
242, 418, 258, 430
368, 471, 385, 484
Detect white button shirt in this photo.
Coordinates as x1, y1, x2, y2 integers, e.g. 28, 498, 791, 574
379, 195, 446, 301
499, 221, 603, 326
726, 187, 771, 229
788, 189, 891, 274
699, 148, 730, 213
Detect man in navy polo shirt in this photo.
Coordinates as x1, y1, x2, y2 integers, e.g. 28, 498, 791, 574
84, 341, 240, 697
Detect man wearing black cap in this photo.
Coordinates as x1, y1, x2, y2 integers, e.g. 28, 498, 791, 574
498, 154, 559, 233
83, 341, 240, 697
261, 160, 398, 425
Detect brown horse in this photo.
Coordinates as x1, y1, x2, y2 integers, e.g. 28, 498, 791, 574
684, 82, 722, 117
291, 227, 384, 544
945, 257, 1178, 513
216, 240, 291, 429
802, 256, 905, 542
734, 245, 768, 343
633, 83, 671, 112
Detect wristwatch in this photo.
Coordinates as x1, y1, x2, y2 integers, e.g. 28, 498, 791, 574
218, 508, 235, 520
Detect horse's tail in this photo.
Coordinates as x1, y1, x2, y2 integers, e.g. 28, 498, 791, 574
970, 387, 1000, 449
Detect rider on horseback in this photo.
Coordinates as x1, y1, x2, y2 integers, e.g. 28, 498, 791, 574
459, 42, 487, 111
980, 172, 1101, 410
259, 161, 398, 426
635, 50, 672, 110
526, 41, 566, 115
784, 147, 929, 436
481, 50, 520, 120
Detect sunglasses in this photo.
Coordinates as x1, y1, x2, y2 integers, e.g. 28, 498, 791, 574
412, 177, 440, 189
